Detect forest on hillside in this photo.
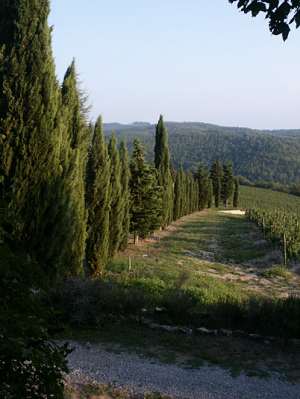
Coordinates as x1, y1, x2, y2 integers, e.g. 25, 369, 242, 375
104, 122, 300, 186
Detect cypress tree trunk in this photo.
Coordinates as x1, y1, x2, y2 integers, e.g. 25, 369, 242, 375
86, 117, 111, 275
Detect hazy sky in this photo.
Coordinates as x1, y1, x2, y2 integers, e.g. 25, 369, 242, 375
49, 0, 300, 129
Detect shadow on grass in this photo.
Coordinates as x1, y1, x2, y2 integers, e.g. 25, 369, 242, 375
50, 277, 300, 340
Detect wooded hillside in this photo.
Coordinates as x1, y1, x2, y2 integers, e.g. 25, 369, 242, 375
104, 122, 300, 185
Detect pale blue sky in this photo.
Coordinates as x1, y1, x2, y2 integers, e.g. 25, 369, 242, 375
49, 1, 300, 129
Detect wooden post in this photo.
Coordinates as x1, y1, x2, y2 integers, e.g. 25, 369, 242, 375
283, 232, 287, 267
134, 233, 139, 245
128, 256, 132, 271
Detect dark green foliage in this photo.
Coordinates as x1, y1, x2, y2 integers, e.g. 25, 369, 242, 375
207, 179, 213, 208
60, 60, 88, 276
210, 160, 223, 208
119, 140, 130, 251
108, 134, 123, 257
0, 243, 69, 398
221, 162, 234, 207
195, 164, 211, 210
0, 0, 76, 277
229, 0, 300, 41
173, 167, 183, 220
175, 166, 186, 219
154, 115, 173, 227
186, 172, 198, 215
233, 178, 239, 208
86, 117, 111, 275
130, 139, 162, 242
173, 167, 198, 220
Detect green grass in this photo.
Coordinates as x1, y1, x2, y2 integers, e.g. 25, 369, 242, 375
261, 266, 293, 281
107, 210, 287, 297
53, 210, 300, 339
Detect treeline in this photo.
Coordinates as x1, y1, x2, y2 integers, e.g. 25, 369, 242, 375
0, 0, 239, 282
106, 122, 300, 186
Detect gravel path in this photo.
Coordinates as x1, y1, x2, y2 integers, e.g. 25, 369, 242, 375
67, 341, 300, 399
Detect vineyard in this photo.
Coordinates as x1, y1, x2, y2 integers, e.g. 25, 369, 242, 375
240, 186, 300, 264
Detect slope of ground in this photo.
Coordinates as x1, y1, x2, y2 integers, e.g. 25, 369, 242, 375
109, 210, 300, 298
64, 210, 300, 398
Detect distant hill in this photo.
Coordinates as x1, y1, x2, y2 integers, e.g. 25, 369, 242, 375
103, 121, 300, 185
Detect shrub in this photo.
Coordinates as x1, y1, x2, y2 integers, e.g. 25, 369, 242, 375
50, 276, 300, 339
0, 248, 69, 398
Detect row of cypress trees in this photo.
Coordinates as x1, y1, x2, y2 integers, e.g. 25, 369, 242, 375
210, 160, 239, 208
0, 0, 239, 280
0, 1, 91, 279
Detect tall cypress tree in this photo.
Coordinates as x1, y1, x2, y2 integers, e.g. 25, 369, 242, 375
187, 172, 194, 214
207, 179, 213, 209
173, 170, 182, 221
130, 139, 162, 244
119, 140, 130, 251
60, 60, 88, 276
86, 117, 111, 275
210, 160, 222, 208
195, 163, 210, 210
154, 115, 173, 228
221, 162, 234, 207
181, 171, 188, 216
233, 178, 240, 208
0, 0, 69, 276
108, 133, 123, 257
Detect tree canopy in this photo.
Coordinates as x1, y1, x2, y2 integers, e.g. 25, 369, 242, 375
229, 0, 300, 40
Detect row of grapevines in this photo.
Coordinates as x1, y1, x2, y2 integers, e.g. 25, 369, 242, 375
246, 208, 300, 263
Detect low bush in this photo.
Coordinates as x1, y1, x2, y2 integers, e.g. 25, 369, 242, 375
0, 243, 69, 399
50, 276, 300, 339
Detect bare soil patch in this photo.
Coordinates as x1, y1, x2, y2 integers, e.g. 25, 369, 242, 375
218, 210, 246, 216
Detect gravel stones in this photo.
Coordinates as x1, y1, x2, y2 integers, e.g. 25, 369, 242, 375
66, 341, 300, 399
